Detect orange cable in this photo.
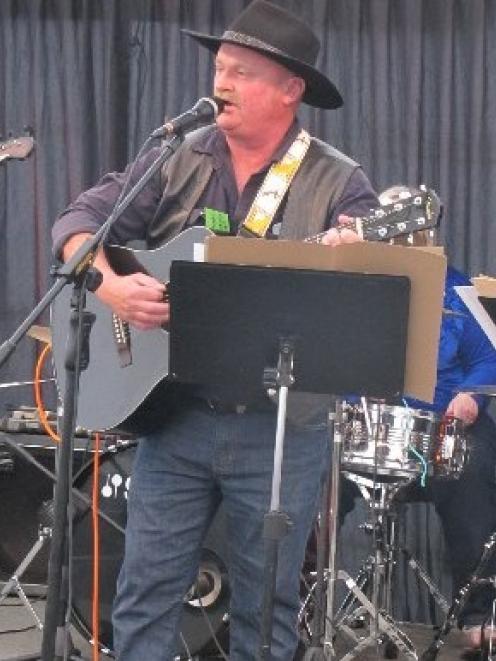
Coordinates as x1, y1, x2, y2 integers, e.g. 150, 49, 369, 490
34, 343, 60, 442
92, 432, 101, 660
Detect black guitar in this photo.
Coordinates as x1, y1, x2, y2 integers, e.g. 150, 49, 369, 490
51, 187, 441, 432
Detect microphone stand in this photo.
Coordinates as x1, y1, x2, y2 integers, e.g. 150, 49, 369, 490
0, 132, 184, 661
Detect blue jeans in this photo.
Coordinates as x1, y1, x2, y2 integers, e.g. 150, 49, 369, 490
112, 401, 330, 660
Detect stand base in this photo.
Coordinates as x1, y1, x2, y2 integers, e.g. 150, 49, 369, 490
337, 570, 417, 660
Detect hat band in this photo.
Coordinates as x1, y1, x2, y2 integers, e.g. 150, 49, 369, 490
222, 30, 290, 59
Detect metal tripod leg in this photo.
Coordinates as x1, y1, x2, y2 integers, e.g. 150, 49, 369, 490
337, 568, 417, 660
422, 531, 496, 660
330, 478, 418, 660
0, 526, 51, 630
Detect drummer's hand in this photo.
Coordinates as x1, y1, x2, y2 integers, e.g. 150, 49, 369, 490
446, 393, 479, 426
321, 215, 363, 246
98, 272, 169, 331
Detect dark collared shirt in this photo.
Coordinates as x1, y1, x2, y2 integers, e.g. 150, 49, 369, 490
52, 120, 378, 255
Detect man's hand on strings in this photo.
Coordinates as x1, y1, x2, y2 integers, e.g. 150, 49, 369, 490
98, 272, 169, 330
320, 214, 363, 247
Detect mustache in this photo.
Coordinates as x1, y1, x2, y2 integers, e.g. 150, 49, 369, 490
213, 93, 239, 106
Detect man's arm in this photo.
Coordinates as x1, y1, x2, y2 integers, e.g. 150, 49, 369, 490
52, 146, 164, 258
445, 274, 496, 424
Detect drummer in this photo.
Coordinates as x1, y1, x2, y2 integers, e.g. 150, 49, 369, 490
324, 185, 496, 651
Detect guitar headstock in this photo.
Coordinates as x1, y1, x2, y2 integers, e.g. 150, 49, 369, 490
357, 186, 442, 243
0, 136, 35, 163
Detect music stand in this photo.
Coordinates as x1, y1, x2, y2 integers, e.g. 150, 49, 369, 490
169, 260, 411, 660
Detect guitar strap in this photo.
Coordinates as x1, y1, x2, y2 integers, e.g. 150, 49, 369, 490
237, 129, 311, 238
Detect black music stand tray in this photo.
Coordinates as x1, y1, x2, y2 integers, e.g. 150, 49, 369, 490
169, 260, 411, 660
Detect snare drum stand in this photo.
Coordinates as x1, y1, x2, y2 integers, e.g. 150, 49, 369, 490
335, 479, 417, 660
322, 401, 418, 660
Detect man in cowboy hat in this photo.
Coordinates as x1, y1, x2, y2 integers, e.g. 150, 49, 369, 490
52, 1, 377, 658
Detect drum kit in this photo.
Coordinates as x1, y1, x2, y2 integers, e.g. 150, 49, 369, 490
296, 395, 496, 661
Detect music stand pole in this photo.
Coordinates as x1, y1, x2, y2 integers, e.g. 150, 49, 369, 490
323, 397, 345, 659
168, 259, 411, 661
259, 339, 295, 661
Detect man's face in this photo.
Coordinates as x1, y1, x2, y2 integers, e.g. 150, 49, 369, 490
213, 43, 300, 139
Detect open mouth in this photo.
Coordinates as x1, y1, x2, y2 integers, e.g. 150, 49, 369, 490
218, 99, 236, 110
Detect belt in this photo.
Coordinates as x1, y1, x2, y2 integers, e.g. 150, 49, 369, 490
204, 399, 248, 415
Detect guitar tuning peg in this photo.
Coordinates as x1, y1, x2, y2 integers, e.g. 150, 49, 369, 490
420, 183, 427, 191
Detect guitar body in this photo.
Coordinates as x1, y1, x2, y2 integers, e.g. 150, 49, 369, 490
51, 227, 213, 433
51, 187, 440, 432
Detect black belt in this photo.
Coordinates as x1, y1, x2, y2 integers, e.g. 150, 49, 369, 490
190, 396, 273, 415
204, 399, 248, 415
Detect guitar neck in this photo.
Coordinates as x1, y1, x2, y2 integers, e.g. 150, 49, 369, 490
309, 188, 441, 245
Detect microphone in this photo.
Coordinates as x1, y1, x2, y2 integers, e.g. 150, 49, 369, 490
151, 97, 225, 138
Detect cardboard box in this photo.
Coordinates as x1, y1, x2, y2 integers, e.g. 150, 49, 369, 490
205, 237, 446, 403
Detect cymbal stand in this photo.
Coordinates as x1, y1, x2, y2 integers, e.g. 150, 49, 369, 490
421, 530, 496, 660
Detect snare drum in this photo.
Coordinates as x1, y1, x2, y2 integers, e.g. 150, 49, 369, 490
342, 402, 437, 479
431, 415, 468, 478
342, 402, 468, 480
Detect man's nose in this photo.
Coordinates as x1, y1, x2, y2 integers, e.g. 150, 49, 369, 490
214, 70, 234, 91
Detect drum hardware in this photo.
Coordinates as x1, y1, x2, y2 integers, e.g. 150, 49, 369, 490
341, 402, 468, 481
311, 398, 470, 659
421, 530, 496, 660
399, 549, 450, 616
315, 399, 421, 660
334, 480, 418, 660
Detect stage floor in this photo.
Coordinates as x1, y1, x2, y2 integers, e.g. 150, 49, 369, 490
0, 596, 485, 660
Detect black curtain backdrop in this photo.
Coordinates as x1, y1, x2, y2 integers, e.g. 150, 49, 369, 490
1, 0, 495, 626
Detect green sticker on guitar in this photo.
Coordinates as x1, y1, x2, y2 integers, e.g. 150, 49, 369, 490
204, 208, 231, 234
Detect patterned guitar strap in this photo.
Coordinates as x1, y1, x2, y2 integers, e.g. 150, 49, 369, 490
237, 129, 311, 238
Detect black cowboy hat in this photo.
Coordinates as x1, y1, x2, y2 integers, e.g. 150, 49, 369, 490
182, 0, 343, 110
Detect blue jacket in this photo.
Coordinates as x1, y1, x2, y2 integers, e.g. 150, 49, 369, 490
406, 266, 496, 413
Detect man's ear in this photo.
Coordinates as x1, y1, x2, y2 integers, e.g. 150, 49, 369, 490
284, 76, 306, 105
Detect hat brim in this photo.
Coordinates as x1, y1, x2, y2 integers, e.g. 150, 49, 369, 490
182, 29, 343, 110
